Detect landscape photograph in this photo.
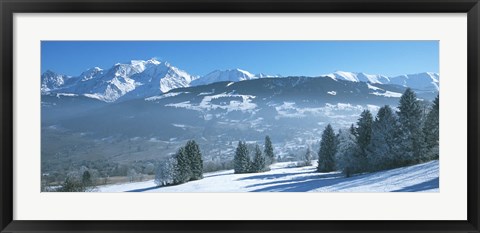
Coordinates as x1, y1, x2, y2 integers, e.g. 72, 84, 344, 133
41, 41, 439, 192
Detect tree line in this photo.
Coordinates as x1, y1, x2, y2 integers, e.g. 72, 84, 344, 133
155, 136, 276, 186
317, 88, 439, 177
233, 136, 275, 174
155, 140, 203, 186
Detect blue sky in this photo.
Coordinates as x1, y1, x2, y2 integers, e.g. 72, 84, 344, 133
41, 41, 438, 77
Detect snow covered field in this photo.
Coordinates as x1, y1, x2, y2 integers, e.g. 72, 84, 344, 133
96, 160, 439, 193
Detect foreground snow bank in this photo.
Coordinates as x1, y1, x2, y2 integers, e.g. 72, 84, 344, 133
97, 160, 439, 193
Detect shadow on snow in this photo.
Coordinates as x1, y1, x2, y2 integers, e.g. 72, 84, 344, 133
247, 163, 439, 192
126, 186, 161, 192
124, 161, 438, 192
236, 171, 313, 181
392, 177, 439, 192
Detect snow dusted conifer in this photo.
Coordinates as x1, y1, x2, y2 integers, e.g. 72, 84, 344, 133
264, 136, 275, 165
356, 110, 373, 157
318, 124, 337, 172
304, 146, 313, 166
397, 88, 427, 164
185, 140, 203, 180
251, 144, 266, 172
58, 176, 87, 192
155, 157, 177, 186
423, 95, 439, 160
335, 129, 359, 177
367, 105, 401, 170
82, 170, 92, 187
349, 124, 356, 137
234, 141, 251, 174
173, 147, 191, 184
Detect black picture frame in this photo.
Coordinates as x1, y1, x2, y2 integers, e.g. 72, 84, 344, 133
1, 0, 479, 232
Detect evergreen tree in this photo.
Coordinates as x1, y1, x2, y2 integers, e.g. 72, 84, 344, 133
335, 129, 359, 177
155, 157, 177, 186
185, 140, 203, 180
423, 95, 439, 160
349, 124, 357, 137
317, 124, 337, 172
58, 176, 87, 192
397, 88, 427, 164
82, 170, 92, 187
173, 147, 191, 184
356, 110, 373, 158
264, 136, 275, 165
304, 146, 313, 166
234, 141, 251, 173
368, 105, 401, 170
251, 144, 266, 172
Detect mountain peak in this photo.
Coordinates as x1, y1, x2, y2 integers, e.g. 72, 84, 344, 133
234, 68, 252, 74
389, 72, 439, 91
325, 71, 390, 84
190, 68, 257, 86
146, 58, 162, 65
42, 59, 193, 102
81, 66, 103, 74
129, 58, 162, 66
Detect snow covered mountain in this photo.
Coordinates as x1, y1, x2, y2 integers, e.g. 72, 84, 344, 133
388, 72, 439, 91
323, 71, 439, 92
323, 71, 390, 84
41, 58, 194, 102
42, 58, 438, 103
41, 70, 74, 94
190, 68, 281, 86
190, 68, 255, 86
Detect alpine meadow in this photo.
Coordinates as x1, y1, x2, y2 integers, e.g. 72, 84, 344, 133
41, 41, 439, 192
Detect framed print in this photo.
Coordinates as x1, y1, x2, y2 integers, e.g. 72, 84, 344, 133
1, 0, 479, 232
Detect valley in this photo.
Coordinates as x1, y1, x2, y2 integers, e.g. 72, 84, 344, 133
40, 59, 440, 191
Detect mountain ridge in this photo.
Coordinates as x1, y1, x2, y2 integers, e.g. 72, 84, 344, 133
41, 59, 439, 103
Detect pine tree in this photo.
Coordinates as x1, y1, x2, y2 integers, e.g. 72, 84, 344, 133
318, 124, 337, 172
173, 147, 191, 184
82, 170, 92, 187
356, 110, 373, 158
155, 156, 177, 186
264, 136, 275, 165
349, 124, 357, 137
423, 95, 439, 160
335, 129, 359, 177
58, 176, 87, 192
234, 141, 251, 174
185, 140, 203, 180
304, 146, 313, 166
368, 105, 401, 170
251, 144, 266, 173
397, 88, 427, 164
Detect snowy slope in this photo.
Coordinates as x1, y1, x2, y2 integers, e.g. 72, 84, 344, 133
323, 71, 390, 84
190, 69, 281, 86
96, 160, 439, 192
389, 72, 439, 91
256, 73, 281, 78
322, 71, 438, 92
191, 69, 257, 86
